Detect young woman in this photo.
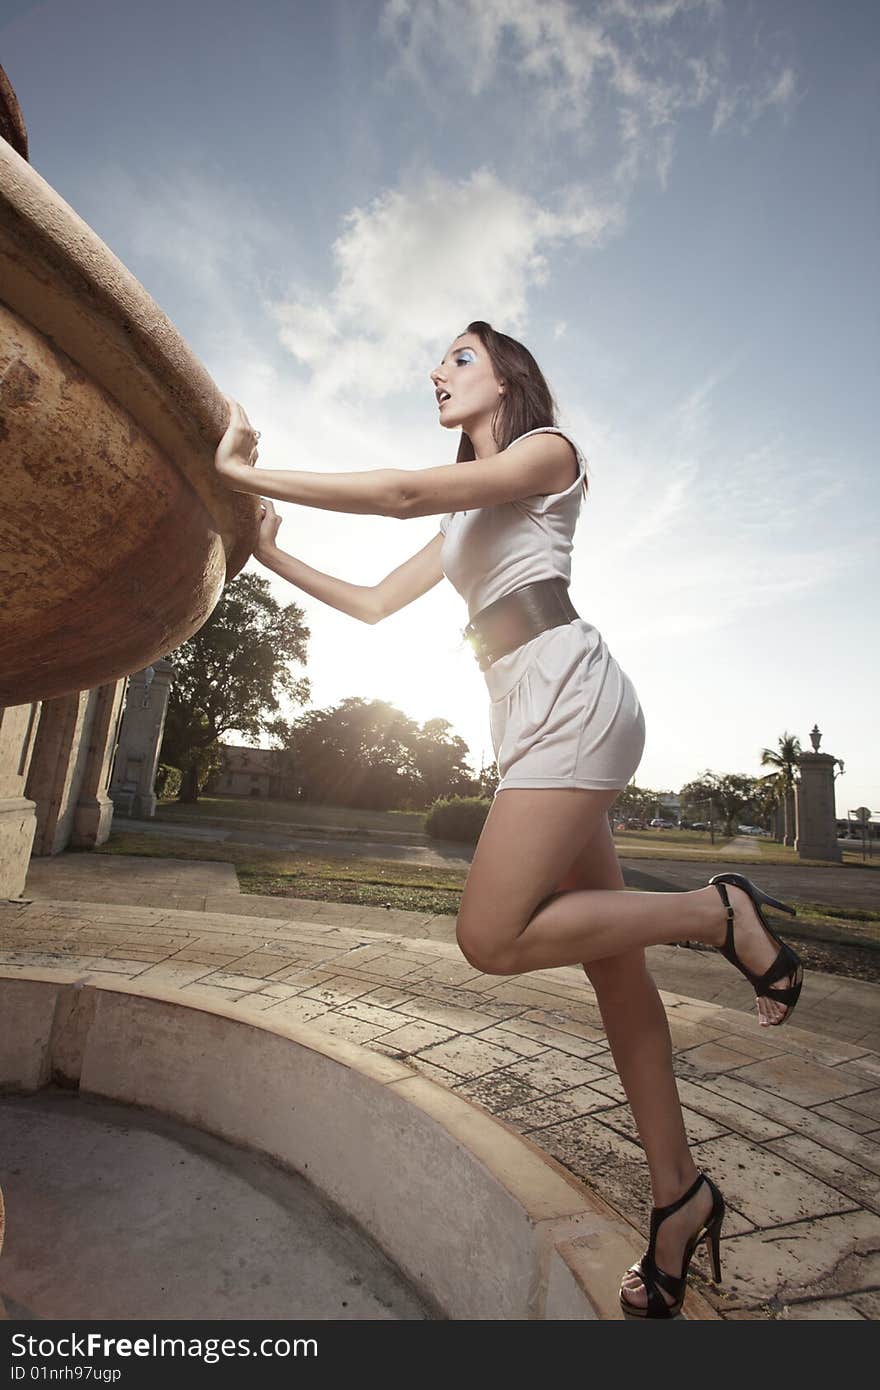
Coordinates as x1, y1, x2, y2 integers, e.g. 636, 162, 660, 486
213, 320, 803, 1319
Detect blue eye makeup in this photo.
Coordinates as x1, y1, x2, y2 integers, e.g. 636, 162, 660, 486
455, 349, 476, 365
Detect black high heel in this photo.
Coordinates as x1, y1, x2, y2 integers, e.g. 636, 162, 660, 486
709, 871, 803, 1026
620, 1171, 725, 1319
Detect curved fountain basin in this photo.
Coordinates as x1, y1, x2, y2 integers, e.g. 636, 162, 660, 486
0, 971, 717, 1320
0, 139, 259, 705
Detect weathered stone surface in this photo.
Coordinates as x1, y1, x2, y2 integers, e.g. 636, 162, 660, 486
689, 1134, 852, 1227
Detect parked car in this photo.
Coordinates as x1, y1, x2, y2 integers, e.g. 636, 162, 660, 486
649, 818, 676, 829
691, 822, 710, 831
737, 825, 764, 836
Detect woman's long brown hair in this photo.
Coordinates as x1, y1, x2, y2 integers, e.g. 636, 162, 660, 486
454, 320, 587, 493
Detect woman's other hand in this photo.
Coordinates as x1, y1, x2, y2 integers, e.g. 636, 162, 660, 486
214, 397, 261, 485
255, 498, 282, 560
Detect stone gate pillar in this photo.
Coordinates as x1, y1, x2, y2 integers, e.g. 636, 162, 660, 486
795, 725, 842, 864
109, 660, 175, 818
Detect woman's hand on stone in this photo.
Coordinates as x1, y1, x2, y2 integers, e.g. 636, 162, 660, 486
214, 397, 261, 483
255, 498, 282, 559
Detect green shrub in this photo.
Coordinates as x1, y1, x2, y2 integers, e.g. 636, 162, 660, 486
424, 795, 491, 844
155, 763, 182, 799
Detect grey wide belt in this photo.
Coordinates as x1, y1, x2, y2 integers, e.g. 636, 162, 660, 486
463, 578, 580, 671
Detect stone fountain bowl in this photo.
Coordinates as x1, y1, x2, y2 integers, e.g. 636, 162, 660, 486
0, 138, 260, 706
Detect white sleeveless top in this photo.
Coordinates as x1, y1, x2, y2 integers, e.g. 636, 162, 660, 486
439, 426, 587, 619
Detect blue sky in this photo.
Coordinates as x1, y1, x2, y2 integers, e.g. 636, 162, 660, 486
4, 0, 877, 815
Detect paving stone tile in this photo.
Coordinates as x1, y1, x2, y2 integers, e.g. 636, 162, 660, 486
166, 948, 243, 967
389, 1053, 460, 1088
726, 1055, 873, 1108
104, 945, 179, 964
370, 1019, 456, 1055
299, 975, 382, 1006
780, 1298, 868, 1319
355, 985, 418, 1010
260, 996, 330, 1026
833, 1088, 880, 1124
588, 1074, 628, 1103
706, 1030, 789, 1061
717, 1209, 880, 1301
452, 1072, 548, 1115
401, 959, 483, 987
499, 1084, 618, 1129
72, 956, 145, 976
495, 1018, 606, 1058
766, 1133, 880, 1216
416, 1034, 523, 1078
394, 999, 500, 1034
813, 1101, 880, 1135
252, 981, 304, 1000
792, 1113, 880, 1180
196, 972, 266, 993
850, 1290, 880, 1317
471, 1025, 547, 1058
481, 980, 571, 1008
345, 954, 424, 981
677, 1042, 763, 1075
336, 1000, 407, 1031
269, 966, 338, 988
688, 1134, 852, 1227
134, 962, 211, 987
179, 982, 251, 1005
502, 1049, 610, 1095
697, 1073, 827, 1130
521, 1007, 606, 1040
221, 951, 302, 978
665, 1021, 728, 1051
305, 1012, 389, 1044
838, 1053, 880, 1084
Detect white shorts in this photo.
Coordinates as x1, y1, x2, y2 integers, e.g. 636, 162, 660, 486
484, 619, 646, 794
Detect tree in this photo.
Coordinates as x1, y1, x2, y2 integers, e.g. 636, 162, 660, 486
760, 732, 801, 846
160, 573, 311, 801
270, 697, 480, 810
680, 771, 758, 837
613, 782, 658, 826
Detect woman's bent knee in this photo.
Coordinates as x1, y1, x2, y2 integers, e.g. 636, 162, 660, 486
456, 922, 519, 976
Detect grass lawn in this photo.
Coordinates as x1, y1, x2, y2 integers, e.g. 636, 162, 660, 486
156, 796, 426, 835
95, 830, 464, 916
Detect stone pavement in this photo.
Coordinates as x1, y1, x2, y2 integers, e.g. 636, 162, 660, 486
3, 851, 880, 1320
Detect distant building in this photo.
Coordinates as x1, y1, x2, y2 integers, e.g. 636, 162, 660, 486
206, 744, 302, 801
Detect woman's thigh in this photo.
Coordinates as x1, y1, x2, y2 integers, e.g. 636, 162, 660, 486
456, 785, 620, 971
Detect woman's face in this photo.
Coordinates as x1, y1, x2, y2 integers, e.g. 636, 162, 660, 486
430, 334, 503, 433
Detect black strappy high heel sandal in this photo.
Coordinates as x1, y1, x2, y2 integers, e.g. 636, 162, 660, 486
708, 871, 804, 1027
620, 1171, 725, 1319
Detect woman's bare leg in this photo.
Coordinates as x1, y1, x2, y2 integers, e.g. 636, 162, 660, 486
554, 817, 714, 1310
457, 788, 793, 1025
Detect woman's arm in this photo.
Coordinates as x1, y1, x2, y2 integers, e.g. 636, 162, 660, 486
258, 542, 380, 624
252, 501, 444, 625
215, 400, 577, 519
215, 400, 402, 515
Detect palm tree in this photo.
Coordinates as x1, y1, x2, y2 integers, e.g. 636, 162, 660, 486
760, 732, 802, 847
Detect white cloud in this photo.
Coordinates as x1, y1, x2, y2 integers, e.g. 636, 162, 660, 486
272, 168, 625, 398
383, 0, 797, 186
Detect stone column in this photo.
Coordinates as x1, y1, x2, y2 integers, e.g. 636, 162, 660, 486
0, 702, 40, 898
109, 660, 175, 818
795, 752, 842, 863
70, 677, 128, 848
25, 691, 95, 856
